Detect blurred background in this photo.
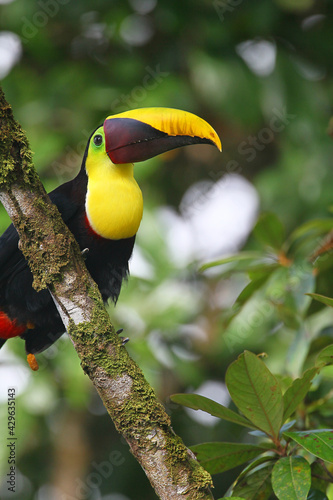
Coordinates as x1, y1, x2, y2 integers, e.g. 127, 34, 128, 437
0, 0, 333, 499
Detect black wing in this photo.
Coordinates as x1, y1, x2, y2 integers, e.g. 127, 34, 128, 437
0, 223, 23, 285
0, 168, 87, 286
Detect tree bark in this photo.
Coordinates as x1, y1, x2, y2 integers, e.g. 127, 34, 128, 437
0, 87, 214, 500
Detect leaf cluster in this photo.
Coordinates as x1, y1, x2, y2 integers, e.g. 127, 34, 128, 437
172, 351, 333, 500
172, 213, 333, 499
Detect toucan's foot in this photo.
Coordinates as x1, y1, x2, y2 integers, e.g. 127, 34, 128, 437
27, 353, 39, 371
116, 328, 128, 345
81, 248, 89, 259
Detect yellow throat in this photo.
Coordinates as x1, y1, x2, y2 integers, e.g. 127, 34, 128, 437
85, 129, 143, 240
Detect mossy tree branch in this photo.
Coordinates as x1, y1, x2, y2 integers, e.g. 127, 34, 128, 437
0, 87, 214, 500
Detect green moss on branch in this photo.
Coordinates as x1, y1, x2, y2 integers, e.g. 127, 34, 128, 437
0, 89, 37, 188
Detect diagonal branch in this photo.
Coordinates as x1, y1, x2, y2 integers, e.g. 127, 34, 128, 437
0, 87, 214, 500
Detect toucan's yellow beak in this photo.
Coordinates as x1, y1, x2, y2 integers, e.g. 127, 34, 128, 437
103, 107, 221, 164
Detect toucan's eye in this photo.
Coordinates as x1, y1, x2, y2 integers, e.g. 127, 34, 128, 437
93, 134, 103, 146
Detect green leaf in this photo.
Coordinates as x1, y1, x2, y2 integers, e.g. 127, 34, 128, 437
284, 430, 333, 463
283, 367, 319, 421
232, 456, 277, 489
289, 262, 315, 313
316, 344, 333, 365
313, 252, 333, 274
307, 490, 330, 500
286, 328, 312, 377
248, 429, 269, 437
247, 264, 279, 281
311, 461, 330, 494
235, 274, 270, 307
225, 351, 283, 440
190, 442, 267, 474
199, 251, 265, 272
253, 212, 285, 250
170, 393, 257, 429
274, 302, 301, 330
272, 456, 311, 500
287, 219, 333, 245
307, 293, 333, 308
232, 462, 274, 500
279, 420, 297, 434
307, 328, 333, 358
266, 263, 315, 324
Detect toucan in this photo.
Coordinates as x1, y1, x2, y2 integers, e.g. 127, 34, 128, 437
0, 107, 221, 370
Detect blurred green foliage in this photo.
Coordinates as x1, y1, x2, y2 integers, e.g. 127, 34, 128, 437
0, 0, 333, 499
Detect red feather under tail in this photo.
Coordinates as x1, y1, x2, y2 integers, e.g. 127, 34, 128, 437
0, 312, 26, 339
